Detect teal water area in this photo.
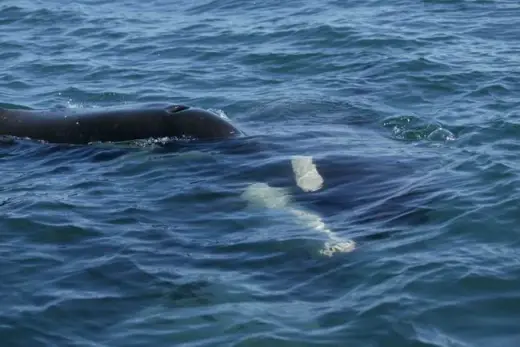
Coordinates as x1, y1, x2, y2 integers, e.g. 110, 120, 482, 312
1, 0, 520, 346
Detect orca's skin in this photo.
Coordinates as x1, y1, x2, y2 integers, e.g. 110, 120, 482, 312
0, 104, 241, 144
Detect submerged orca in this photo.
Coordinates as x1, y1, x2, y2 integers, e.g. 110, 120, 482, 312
0, 104, 241, 144
0, 103, 434, 256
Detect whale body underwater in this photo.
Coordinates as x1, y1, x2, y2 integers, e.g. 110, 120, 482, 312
0, 102, 360, 255
0, 102, 434, 256
0, 104, 241, 144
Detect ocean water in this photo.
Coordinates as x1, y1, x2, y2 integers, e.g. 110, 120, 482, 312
1, 0, 520, 345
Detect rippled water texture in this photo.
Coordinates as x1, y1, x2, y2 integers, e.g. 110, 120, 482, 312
1, 0, 520, 346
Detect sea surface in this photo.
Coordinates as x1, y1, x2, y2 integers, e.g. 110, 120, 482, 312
1, 0, 520, 346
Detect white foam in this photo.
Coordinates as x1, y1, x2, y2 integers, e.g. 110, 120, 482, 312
208, 108, 231, 121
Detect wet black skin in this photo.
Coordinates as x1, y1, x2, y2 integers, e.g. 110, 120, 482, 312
0, 104, 241, 144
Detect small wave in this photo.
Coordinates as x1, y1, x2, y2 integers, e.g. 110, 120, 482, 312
382, 115, 456, 142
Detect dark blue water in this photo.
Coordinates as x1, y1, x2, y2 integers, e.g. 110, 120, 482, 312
1, 0, 520, 346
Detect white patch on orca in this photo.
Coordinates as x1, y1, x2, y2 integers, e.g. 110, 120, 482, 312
291, 155, 324, 192
241, 182, 290, 209
241, 181, 355, 257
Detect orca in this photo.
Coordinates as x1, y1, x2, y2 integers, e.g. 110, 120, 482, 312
0, 104, 241, 144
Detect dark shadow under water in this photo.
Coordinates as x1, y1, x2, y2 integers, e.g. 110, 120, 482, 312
0, 132, 442, 250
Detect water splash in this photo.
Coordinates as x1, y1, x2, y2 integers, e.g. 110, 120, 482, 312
382, 115, 456, 142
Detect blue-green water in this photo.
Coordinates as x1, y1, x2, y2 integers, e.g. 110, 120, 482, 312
1, 0, 520, 345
